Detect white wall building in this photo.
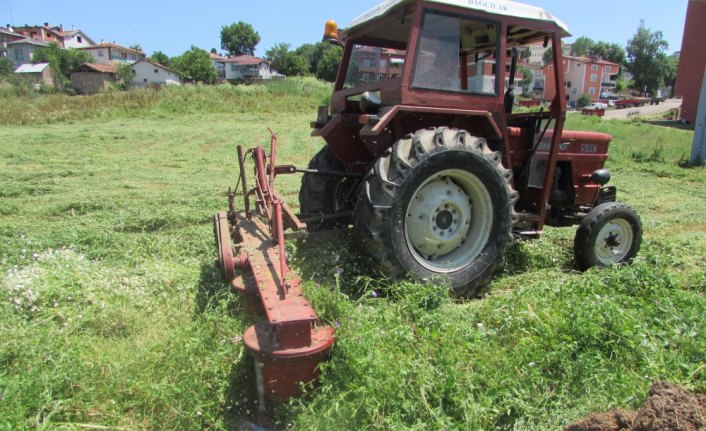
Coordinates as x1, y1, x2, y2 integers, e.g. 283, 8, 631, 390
56, 29, 95, 48
223, 56, 277, 81
130, 59, 181, 87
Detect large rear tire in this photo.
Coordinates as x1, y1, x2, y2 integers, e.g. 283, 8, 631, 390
299, 146, 357, 231
354, 128, 518, 298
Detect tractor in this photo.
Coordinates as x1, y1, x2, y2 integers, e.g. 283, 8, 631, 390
302, 0, 642, 296
213, 0, 642, 403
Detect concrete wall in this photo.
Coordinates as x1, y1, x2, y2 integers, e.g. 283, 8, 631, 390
675, 0, 706, 123
131, 61, 181, 87
70, 72, 117, 95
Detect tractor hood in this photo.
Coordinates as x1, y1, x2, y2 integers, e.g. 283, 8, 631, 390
349, 0, 570, 36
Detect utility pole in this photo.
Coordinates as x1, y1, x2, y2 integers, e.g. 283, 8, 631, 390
692, 65, 706, 165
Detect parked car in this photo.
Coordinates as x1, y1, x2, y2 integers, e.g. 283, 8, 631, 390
584, 102, 608, 110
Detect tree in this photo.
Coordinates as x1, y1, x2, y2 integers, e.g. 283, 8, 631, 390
626, 20, 669, 96
129, 44, 142, 52
265, 43, 309, 77
150, 51, 171, 67
295, 42, 332, 75
315, 46, 342, 82
33, 42, 92, 90
570, 36, 595, 57
663, 55, 679, 97
588, 42, 626, 65
171, 46, 217, 84
542, 47, 554, 64
220, 22, 260, 56
577, 93, 592, 108
0, 57, 14, 76
518, 66, 534, 95
116, 63, 134, 88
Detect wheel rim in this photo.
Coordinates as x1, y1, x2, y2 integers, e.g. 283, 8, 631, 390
404, 169, 493, 272
594, 219, 633, 265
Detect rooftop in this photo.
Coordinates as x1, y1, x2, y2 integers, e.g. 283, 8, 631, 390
15, 63, 50, 73
79, 43, 144, 55
221, 55, 269, 66
76, 62, 119, 73
350, 0, 570, 35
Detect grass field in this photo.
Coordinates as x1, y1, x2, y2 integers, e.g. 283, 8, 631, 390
1, 80, 704, 430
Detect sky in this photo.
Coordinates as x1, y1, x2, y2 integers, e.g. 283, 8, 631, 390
2, 0, 688, 58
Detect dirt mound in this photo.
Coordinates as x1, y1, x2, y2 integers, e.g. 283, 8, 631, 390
565, 410, 635, 431
565, 382, 705, 431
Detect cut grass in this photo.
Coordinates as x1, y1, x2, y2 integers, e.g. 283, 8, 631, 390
0, 87, 704, 430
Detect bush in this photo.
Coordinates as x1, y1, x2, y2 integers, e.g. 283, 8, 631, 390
577, 93, 592, 108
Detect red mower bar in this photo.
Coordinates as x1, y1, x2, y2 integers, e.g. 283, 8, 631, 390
213, 130, 335, 407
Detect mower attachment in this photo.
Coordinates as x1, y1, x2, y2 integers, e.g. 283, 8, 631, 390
213, 129, 334, 407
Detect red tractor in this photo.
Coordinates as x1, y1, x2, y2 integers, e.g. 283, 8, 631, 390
302, 0, 643, 296
214, 0, 642, 402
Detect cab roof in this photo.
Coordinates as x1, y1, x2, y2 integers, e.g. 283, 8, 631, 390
349, 0, 570, 36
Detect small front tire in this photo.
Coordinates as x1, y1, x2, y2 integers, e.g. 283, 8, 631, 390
574, 202, 642, 270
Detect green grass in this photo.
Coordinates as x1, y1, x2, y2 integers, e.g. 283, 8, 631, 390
1, 85, 704, 430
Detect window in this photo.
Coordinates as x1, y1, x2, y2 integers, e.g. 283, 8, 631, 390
230, 64, 237, 71
577, 63, 582, 67
412, 11, 500, 95
362, 72, 370, 80
15, 49, 23, 60
154, 69, 159, 73
572, 88, 577, 95
589, 87, 596, 95
380, 59, 387, 68
590, 74, 597, 82
77, 36, 82, 43
363, 59, 373, 67
604, 65, 611, 72
98, 49, 104, 57
591, 64, 598, 71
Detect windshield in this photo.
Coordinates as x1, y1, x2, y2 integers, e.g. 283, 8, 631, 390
412, 11, 500, 95
343, 45, 406, 89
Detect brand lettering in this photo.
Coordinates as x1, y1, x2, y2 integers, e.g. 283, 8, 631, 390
467, 0, 510, 12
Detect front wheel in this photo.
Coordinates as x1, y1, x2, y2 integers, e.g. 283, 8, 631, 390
354, 128, 518, 298
574, 202, 642, 270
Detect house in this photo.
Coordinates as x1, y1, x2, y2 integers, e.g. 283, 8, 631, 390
222, 55, 278, 81
70, 62, 118, 94
346, 47, 405, 84
542, 55, 620, 104
130, 59, 181, 87
11, 23, 94, 48
7, 38, 48, 68
15, 62, 53, 87
675, 0, 706, 123
78, 43, 145, 65
210, 52, 227, 80
1, 26, 25, 58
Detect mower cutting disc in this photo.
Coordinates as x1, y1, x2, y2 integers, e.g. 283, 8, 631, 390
214, 211, 236, 281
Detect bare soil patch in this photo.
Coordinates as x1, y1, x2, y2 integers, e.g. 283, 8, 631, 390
565, 382, 705, 431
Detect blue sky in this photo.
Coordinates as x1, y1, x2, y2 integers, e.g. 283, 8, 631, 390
3, 0, 688, 58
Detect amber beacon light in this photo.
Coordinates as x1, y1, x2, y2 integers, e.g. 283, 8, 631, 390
323, 20, 339, 43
